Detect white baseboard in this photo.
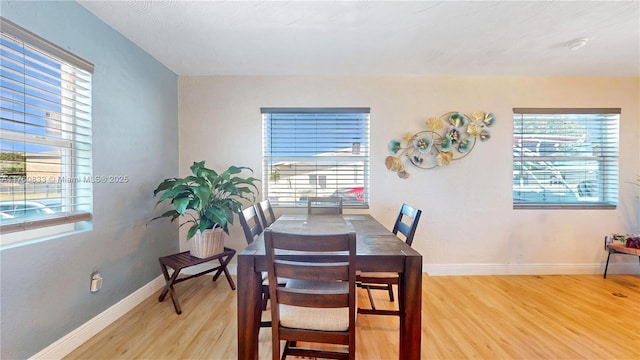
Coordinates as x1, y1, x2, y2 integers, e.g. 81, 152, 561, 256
187, 261, 639, 277
29, 275, 166, 360
28, 265, 238, 360
204, 261, 637, 277
425, 262, 640, 276
215, 262, 638, 277
29, 260, 638, 359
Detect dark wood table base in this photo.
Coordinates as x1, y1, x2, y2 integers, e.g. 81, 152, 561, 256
237, 214, 422, 360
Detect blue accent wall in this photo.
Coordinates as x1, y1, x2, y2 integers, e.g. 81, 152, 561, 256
0, 1, 179, 358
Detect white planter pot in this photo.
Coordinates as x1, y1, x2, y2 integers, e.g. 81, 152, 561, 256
190, 228, 225, 258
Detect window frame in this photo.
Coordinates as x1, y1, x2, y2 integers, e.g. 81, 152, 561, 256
261, 107, 370, 209
0, 17, 93, 247
512, 107, 620, 210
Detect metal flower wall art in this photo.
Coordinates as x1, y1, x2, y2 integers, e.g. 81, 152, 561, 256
385, 111, 495, 178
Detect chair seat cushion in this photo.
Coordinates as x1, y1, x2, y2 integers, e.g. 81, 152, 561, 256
357, 271, 398, 279
279, 280, 352, 332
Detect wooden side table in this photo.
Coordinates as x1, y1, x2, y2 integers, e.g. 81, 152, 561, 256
159, 247, 236, 314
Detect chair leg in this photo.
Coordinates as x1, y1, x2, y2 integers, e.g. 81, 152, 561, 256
604, 252, 612, 279
365, 285, 377, 310
259, 300, 272, 328
387, 284, 394, 302
281, 340, 297, 359
261, 285, 270, 310
358, 282, 400, 316
259, 285, 272, 328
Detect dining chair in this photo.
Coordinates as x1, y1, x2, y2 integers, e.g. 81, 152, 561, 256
264, 228, 357, 360
257, 199, 277, 228
307, 196, 343, 214
357, 203, 422, 316
239, 205, 264, 244
238, 205, 286, 327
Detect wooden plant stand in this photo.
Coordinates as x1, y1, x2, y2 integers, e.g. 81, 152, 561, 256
158, 247, 236, 314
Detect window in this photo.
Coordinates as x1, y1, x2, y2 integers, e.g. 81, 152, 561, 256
262, 108, 370, 208
513, 108, 620, 209
1, 18, 93, 246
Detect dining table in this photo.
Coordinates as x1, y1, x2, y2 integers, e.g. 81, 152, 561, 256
236, 213, 422, 359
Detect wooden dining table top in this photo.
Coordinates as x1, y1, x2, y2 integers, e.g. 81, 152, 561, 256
240, 213, 422, 272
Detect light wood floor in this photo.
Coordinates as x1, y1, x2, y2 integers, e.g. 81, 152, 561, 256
65, 274, 640, 360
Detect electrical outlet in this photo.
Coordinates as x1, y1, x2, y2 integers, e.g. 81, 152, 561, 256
90, 272, 102, 293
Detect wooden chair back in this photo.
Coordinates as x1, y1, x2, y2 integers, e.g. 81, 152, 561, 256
238, 205, 264, 244
392, 203, 422, 246
356, 203, 422, 315
307, 196, 343, 214
264, 229, 357, 360
257, 199, 277, 228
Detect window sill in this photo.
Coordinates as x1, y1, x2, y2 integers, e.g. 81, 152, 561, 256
1, 212, 92, 248
513, 204, 616, 210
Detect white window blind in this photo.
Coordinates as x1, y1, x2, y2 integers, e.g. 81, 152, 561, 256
262, 108, 370, 208
513, 108, 620, 209
0, 18, 93, 243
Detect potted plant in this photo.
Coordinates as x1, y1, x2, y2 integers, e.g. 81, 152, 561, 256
150, 161, 260, 258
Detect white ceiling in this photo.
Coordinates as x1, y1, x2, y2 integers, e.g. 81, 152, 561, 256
78, 0, 640, 77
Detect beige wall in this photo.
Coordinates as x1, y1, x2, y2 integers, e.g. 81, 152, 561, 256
178, 76, 640, 275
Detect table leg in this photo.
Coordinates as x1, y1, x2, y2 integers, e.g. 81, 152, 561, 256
399, 254, 422, 360
237, 251, 262, 360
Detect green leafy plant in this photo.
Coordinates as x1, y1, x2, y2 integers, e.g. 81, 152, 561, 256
150, 161, 260, 239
